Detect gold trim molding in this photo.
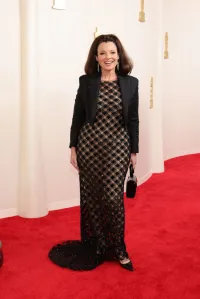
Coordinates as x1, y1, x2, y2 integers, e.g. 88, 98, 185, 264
164, 32, 169, 59
150, 77, 153, 109
94, 27, 100, 39
139, 0, 145, 22
52, 0, 66, 10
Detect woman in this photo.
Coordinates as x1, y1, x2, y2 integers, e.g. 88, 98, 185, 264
48, 34, 139, 271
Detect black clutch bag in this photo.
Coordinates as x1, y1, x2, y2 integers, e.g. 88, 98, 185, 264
126, 164, 137, 198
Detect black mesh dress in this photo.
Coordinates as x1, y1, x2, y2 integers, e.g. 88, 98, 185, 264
48, 80, 131, 270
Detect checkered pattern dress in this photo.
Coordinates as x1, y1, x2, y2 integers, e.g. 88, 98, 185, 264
48, 80, 131, 270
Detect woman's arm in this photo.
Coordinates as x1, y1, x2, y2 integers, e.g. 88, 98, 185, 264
128, 78, 139, 154
69, 76, 86, 148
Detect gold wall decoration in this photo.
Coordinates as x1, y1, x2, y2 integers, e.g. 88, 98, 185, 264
150, 77, 154, 109
164, 32, 169, 59
52, 0, 66, 10
94, 27, 100, 39
139, 0, 145, 22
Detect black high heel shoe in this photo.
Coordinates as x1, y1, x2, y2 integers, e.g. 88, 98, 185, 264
119, 259, 134, 271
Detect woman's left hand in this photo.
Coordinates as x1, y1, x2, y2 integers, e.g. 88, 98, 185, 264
130, 153, 137, 169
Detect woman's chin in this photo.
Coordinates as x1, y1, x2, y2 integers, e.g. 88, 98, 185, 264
101, 66, 116, 72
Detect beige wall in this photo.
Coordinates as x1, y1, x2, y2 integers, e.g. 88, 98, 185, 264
1, 0, 164, 217
162, 0, 200, 159
37, 0, 158, 213
0, 1, 20, 216
39, 0, 161, 213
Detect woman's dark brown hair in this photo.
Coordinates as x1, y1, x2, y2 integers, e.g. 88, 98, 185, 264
84, 34, 133, 76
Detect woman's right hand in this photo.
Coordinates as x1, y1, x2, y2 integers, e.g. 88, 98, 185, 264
70, 147, 79, 171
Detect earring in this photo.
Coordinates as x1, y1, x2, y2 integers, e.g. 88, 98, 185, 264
97, 63, 100, 72
117, 62, 119, 71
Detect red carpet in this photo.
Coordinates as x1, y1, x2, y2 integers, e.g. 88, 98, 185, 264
0, 154, 200, 299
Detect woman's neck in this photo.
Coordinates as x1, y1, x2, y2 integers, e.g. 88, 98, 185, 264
101, 70, 117, 81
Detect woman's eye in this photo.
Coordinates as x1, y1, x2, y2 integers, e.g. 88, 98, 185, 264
99, 52, 116, 55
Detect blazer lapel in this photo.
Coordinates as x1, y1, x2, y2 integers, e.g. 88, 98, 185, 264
118, 75, 129, 125
87, 74, 101, 122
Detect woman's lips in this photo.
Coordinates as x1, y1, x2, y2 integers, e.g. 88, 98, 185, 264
104, 61, 114, 65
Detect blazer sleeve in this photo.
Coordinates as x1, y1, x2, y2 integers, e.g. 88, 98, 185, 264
69, 76, 86, 148
128, 78, 139, 153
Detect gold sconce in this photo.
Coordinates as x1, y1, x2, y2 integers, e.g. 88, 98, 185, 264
94, 27, 100, 39
139, 0, 145, 22
164, 32, 169, 59
150, 77, 153, 109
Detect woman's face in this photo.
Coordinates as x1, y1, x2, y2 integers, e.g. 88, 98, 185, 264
96, 42, 119, 72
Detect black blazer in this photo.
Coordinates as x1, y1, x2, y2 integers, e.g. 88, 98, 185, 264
69, 74, 139, 153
